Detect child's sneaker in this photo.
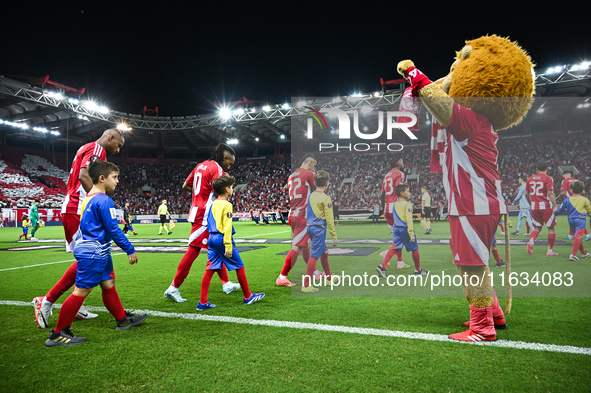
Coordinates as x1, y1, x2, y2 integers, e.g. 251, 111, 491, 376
376, 265, 387, 278
414, 269, 429, 275
196, 302, 217, 310
164, 288, 186, 302
396, 262, 411, 269
511, 231, 519, 236
31, 237, 38, 242
569, 254, 580, 261
222, 281, 241, 294
244, 293, 265, 305
564, 235, 574, 240
584, 234, 591, 241
276, 276, 296, 287
582, 252, 591, 259
75, 306, 99, 320
300, 286, 319, 293
45, 327, 86, 347
546, 250, 559, 256
449, 328, 496, 342
116, 311, 147, 330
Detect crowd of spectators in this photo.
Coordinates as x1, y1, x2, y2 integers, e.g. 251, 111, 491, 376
1, 133, 589, 215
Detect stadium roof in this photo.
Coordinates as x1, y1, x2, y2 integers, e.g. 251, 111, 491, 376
1, 65, 590, 159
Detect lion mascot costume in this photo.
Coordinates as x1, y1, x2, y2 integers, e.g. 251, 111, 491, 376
397, 35, 535, 341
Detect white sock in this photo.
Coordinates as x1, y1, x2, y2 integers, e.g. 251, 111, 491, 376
42, 297, 54, 307
279, 274, 287, 280
167, 285, 178, 292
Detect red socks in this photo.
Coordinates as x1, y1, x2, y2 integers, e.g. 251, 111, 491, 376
172, 245, 200, 288
199, 269, 215, 304
492, 248, 502, 264
573, 229, 586, 255
55, 294, 85, 333
529, 230, 540, 241
320, 253, 331, 277
304, 257, 319, 287
217, 264, 229, 284
548, 233, 556, 249
235, 267, 251, 299
301, 248, 310, 263
102, 286, 127, 321
280, 249, 298, 276
381, 245, 397, 268
411, 249, 421, 270
46, 262, 78, 303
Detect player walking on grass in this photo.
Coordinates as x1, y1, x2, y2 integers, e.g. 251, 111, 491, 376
32, 128, 125, 328
420, 186, 432, 234
526, 162, 559, 256
30, 200, 41, 241
45, 160, 146, 347
553, 181, 591, 261
197, 175, 265, 309
302, 171, 337, 292
512, 176, 532, 236
122, 202, 138, 235
163, 144, 240, 303
377, 184, 428, 278
158, 199, 172, 235
557, 171, 577, 240
276, 154, 317, 287
381, 157, 405, 232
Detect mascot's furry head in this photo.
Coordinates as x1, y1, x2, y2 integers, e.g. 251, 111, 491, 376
441, 35, 535, 130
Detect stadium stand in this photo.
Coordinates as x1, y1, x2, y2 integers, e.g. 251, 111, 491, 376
1, 134, 589, 215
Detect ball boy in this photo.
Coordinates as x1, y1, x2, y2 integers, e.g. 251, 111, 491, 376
553, 181, 591, 261
197, 175, 265, 309
45, 160, 146, 347
377, 184, 429, 277
302, 170, 338, 293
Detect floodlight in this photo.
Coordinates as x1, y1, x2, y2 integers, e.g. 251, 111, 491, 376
262, 105, 271, 111
281, 103, 290, 110
219, 107, 232, 120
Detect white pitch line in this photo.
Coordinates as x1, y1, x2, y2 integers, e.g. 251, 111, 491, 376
0, 253, 126, 272
240, 230, 291, 238
3, 300, 589, 356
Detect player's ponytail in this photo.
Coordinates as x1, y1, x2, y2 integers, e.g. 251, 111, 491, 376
211, 144, 236, 166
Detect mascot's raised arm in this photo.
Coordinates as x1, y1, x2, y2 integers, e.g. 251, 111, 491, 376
397, 35, 535, 342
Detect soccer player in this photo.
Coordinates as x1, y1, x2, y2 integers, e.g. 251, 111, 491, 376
556, 171, 577, 240
376, 184, 428, 277
30, 200, 41, 241
553, 181, 591, 261
420, 186, 432, 234
381, 157, 405, 232
302, 170, 338, 292
512, 176, 532, 236
19, 214, 30, 240
276, 207, 287, 226
250, 209, 260, 225
197, 175, 265, 309
276, 154, 317, 287
261, 211, 271, 226
122, 202, 138, 235
526, 162, 559, 256
158, 199, 172, 235
45, 160, 146, 347
32, 128, 124, 328
163, 144, 240, 303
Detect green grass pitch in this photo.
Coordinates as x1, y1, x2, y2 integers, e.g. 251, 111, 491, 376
0, 218, 589, 392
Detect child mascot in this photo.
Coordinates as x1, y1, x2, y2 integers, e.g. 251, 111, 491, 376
397, 35, 535, 341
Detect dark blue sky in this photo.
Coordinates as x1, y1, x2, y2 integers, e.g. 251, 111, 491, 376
3, 2, 589, 117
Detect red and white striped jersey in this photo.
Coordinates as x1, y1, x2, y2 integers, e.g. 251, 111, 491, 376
442, 104, 507, 216
288, 168, 315, 218
382, 168, 405, 211
61, 142, 106, 215
185, 160, 223, 225
561, 177, 577, 198
527, 173, 554, 210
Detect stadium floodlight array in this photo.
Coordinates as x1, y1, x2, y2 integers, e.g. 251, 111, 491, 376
0, 118, 60, 136
544, 61, 590, 75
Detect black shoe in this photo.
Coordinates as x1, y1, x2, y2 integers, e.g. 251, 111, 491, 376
496, 260, 506, 268
414, 269, 429, 276
116, 311, 147, 330
376, 265, 387, 278
511, 231, 519, 236
168, 232, 173, 235
45, 327, 86, 347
